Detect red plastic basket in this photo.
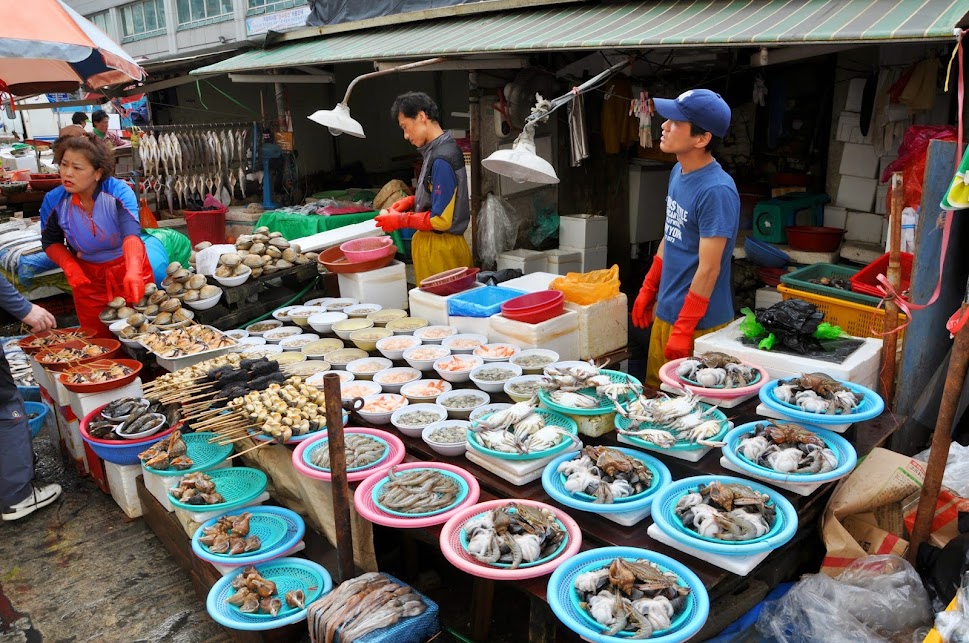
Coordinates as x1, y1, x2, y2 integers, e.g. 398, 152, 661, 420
185, 207, 227, 246
850, 252, 913, 298
500, 290, 564, 324
420, 267, 480, 296
784, 226, 846, 252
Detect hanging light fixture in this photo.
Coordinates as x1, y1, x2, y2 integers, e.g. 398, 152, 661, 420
308, 57, 447, 138
482, 59, 631, 185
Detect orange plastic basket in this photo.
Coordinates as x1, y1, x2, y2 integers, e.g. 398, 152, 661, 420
776, 284, 906, 340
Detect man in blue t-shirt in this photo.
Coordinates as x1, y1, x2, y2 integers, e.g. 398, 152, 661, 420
631, 89, 740, 388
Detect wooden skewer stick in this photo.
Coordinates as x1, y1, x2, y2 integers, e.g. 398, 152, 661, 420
227, 440, 274, 460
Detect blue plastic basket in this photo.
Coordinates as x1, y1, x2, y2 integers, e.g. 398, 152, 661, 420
745, 237, 791, 268
371, 468, 469, 518
192, 506, 306, 566
206, 557, 332, 631
614, 404, 730, 452
302, 433, 390, 473
650, 475, 798, 556
24, 401, 49, 439
723, 421, 858, 484
466, 408, 578, 461
83, 430, 172, 466
542, 447, 671, 515
547, 546, 709, 643
759, 378, 885, 424
447, 286, 525, 318
458, 509, 569, 568
142, 432, 232, 477
169, 467, 268, 513
325, 573, 440, 643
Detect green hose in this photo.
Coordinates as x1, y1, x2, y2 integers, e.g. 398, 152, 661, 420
238, 274, 321, 328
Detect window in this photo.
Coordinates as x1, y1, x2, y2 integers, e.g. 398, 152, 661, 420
246, 0, 299, 17
120, 0, 166, 41
176, 0, 234, 26
87, 12, 113, 38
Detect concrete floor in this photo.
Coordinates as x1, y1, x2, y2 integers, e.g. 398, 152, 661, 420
0, 428, 229, 643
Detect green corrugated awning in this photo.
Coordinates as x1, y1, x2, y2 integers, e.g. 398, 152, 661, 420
193, 0, 969, 75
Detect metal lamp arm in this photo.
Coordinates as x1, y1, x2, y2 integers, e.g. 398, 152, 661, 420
338, 57, 448, 105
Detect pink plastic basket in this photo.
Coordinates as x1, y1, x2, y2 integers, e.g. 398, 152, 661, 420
340, 237, 395, 263
354, 462, 480, 528
291, 427, 405, 483
658, 358, 769, 399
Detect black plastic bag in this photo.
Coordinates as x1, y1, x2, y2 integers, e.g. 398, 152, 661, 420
756, 299, 825, 354
918, 512, 969, 610
476, 269, 522, 286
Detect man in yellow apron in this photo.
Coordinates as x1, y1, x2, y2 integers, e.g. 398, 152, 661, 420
375, 92, 473, 284
631, 90, 740, 388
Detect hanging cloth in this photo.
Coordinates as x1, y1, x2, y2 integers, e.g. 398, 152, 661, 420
629, 90, 653, 148
900, 57, 941, 113
568, 92, 589, 167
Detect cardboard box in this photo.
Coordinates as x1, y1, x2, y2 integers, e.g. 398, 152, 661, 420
835, 176, 877, 212
839, 143, 879, 179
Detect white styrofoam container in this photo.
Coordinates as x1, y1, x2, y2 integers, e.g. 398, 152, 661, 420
693, 318, 881, 390
29, 359, 71, 406
559, 215, 608, 249
878, 155, 898, 177
105, 462, 143, 518
563, 293, 628, 361
68, 378, 144, 424
875, 184, 889, 215
839, 143, 879, 179
755, 287, 783, 310
545, 249, 582, 275
497, 249, 547, 274
292, 220, 383, 253
408, 282, 483, 326
63, 418, 88, 470
449, 315, 493, 340
845, 78, 867, 112
823, 205, 848, 229
488, 310, 580, 361
560, 245, 608, 273
337, 260, 408, 311
845, 211, 884, 244
500, 272, 559, 293
835, 175, 877, 212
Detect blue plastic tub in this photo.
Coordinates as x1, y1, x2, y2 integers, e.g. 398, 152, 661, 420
447, 286, 525, 318
745, 237, 791, 268
24, 401, 49, 439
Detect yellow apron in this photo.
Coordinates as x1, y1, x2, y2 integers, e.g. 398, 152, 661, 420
645, 318, 730, 389
411, 230, 473, 284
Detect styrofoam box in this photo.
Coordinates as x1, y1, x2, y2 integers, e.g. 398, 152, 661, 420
497, 249, 547, 274
560, 245, 608, 273
823, 205, 847, 229
337, 260, 408, 311
29, 359, 71, 406
68, 378, 144, 424
105, 462, 143, 519
545, 248, 582, 275
408, 282, 484, 326
845, 211, 884, 244
845, 78, 867, 112
563, 293, 628, 361
835, 176, 877, 212
693, 318, 881, 390
449, 315, 493, 340
875, 184, 889, 215
488, 310, 579, 361
840, 143, 879, 179
63, 418, 87, 464
500, 272, 559, 293
157, 345, 234, 373
559, 215, 608, 249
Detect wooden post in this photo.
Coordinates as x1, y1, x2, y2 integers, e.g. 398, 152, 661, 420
907, 291, 969, 564
879, 172, 904, 403
323, 372, 355, 583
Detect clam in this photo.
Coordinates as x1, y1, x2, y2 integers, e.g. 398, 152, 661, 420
189, 251, 197, 265
215, 265, 232, 278
199, 285, 221, 299
266, 246, 282, 260
154, 312, 172, 326
116, 306, 135, 319
127, 313, 147, 328
160, 299, 181, 313
243, 255, 264, 268
187, 274, 207, 290
250, 267, 263, 278
289, 243, 301, 254
143, 304, 159, 317
252, 234, 269, 244
166, 262, 181, 276
183, 289, 200, 302
99, 308, 117, 322
149, 291, 168, 305
221, 253, 241, 267
282, 248, 297, 263
254, 226, 270, 234
261, 254, 273, 265
194, 241, 212, 252
144, 282, 158, 296
304, 252, 319, 262
166, 282, 185, 296
108, 296, 126, 309
263, 264, 279, 275
161, 276, 174, 288
233, 264, 250, 277
120, 325, 138, 339
268, 231, 283, 239
294, 255, 310, 265
237, 249, 248, 258
275, 259, 293, 270
172, 309, 192, 322
269, 237, 290, 249
249, 242, 266, 255
172, 268, 191, 283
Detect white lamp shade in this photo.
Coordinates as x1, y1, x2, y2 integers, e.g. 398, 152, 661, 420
481, 127, 558, 184
307, 102, 365, 138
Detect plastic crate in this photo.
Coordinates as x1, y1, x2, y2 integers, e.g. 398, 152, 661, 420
850, 252, 914, 298
777, 284, 906, 339
185, 207, 227, 246
780, 264, 881, 306
447, 286, 524, 318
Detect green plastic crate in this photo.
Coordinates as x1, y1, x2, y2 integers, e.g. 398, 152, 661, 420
780, 263, 881, 306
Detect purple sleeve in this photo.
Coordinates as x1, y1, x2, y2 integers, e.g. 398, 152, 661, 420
103, 177, 138, 221
116, 199, 141, 238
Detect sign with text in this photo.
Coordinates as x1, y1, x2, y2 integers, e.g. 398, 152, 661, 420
246, 7, 310, 35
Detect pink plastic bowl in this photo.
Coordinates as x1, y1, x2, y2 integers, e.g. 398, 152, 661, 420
501, 290, 565, 324
340, 237, 396, 263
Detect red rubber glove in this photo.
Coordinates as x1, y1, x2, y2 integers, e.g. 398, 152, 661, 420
390, 195, 415, 212
122, 236, 147, 304
374, 210, 432, 233
665, 290, 710, 360
631, 256, 663, 329
45, 244, 91, 289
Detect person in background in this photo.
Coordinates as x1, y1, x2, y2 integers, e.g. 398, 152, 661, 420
375, 92, 473, 283
42, 134, 150, 337
91, 109, 127, 148
58, 112, 88, 138
0, 278, 61, 521
631, 89, 740, 388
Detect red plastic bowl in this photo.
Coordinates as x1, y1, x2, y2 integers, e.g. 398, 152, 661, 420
340, 237, 395, 262
29, 178, 61, 192
501, 290, 565, 324
35, 339, 121, 370
755, 267, 787, 287
318, 244, 396, 274
58, 358, 143, 393
420, 268, 481, 296
785, 226, 846, 252
18, 327, 93, 355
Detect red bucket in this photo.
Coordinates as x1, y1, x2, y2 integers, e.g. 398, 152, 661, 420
185, 207, 227, 246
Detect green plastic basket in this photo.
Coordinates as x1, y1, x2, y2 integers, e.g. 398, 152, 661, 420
467, 408, 578, 461
168, 467, 268, 512
538, 369, 640, 417
780, 263, 880, 306
142, 432, 232, 477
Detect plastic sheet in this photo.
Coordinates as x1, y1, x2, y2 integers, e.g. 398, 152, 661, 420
755, 555, 932, 642
880, 125, 957, 208
916, 443, 969, 499
478, 194, 519, 269
549, 265, 620, 305
934, 571, 969, 642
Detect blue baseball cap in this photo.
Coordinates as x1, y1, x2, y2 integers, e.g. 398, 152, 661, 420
653, 89, 731, 138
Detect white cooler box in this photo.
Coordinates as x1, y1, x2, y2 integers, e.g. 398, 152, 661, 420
488, 310, 580, 361
408, 282, 484, 326
564, 293, 628, 361
338, 261, 408, 310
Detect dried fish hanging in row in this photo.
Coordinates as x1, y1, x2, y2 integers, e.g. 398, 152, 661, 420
137, 125, 251, 214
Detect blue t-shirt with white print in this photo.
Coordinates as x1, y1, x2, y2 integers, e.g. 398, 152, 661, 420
654, 160, 740, 329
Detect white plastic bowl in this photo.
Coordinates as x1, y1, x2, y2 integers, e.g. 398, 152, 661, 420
185, 288, 223, 311
358, 393, 408, 425
278, 333, 321, 352
345, 356, 393, 380
214, 265, 251, 288
272, 306, 298, 323
288, 307, 327, 328
442, 333, 489, 354
413, 325, 458, 344
372, 367, 421, 394
325, 348, 369, 370
307, 370, 353, 388
400, 379, 453, 403
402, 345, 451, 371
304, 297, 333, 308
469, 403, 513, 424
375, 335, 422, 361
115, 413, 166, 440
263, 326, 303, 344
308, 311, 348, 334
433, 354, 484, 383
422, 421, 471, 456
231, 336, 268, 352
323, 298, 359, 312
504, 374, 549, 403
391, 403, 448, 438
245, 319, 283, 336
239, 344, 283, 358
510, 349, 560, 375
469, 362, 523, 393
545, 360, 598, 378
344, 303, 383, 318
341, 380, 382, 400
436, 389, 491, 420
332, 318, 374, 340
223, 329, 249, 340
473, 343, 521, 362
108, 319, 129, 336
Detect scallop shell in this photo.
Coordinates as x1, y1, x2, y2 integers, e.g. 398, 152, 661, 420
127, 313, 147, 328
249, 242, 266, 255
154, 312, 172, 326
243, 255, 264, 268
108, 296, 126, 309
194, 241, 212, 252
215, 265, 233, 278
199, 285, 221, 299
183, 289, 200, 302
116, 306, 135, 319
160, 299, 181, 313
149, 291, 168, 305
172, 268, 192, 283
99, 308, 117, 322
221, 253, 241, 267
187, 274, 207, 290
282, 248, 297, 263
